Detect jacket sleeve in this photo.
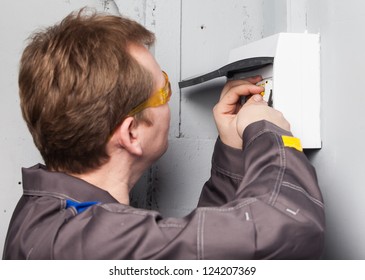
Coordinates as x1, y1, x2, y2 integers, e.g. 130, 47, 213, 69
197, 120, 325, 258
53, 120, 325, 260
197, 137, 246, 207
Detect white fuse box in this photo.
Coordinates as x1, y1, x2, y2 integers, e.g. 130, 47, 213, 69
229, 33, 321, 149
179, 33, 321, 149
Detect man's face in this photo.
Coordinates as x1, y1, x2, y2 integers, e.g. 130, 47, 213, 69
128, 43, 171, 161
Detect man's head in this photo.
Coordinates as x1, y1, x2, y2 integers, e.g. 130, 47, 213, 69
19, 9, 167, 174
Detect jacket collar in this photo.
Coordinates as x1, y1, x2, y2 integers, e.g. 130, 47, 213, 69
22, 163, 118, 204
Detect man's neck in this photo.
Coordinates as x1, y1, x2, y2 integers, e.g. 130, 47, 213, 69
70, 155, 145, 205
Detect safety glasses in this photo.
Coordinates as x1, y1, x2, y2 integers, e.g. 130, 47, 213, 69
127, 71, 171, 116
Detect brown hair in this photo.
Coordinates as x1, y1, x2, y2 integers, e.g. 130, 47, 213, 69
19, 9, 155, 174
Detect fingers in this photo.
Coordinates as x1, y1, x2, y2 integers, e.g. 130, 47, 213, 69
217, 84, 263, 115
220, 75, 262, 98
244, 93, 267, 105
215, 77, 264, 117
214, 75, 266, 127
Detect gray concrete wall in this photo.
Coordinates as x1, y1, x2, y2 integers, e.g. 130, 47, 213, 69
305, 0, 365, 259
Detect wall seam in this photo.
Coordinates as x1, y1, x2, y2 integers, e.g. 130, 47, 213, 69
178, 0, 183, 138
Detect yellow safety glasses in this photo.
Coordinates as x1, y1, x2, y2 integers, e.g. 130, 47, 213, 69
127, 71, 171, 116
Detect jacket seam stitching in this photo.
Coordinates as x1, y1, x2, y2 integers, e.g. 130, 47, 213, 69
248, 203, 258, 259
197, 211, 205, 260
245, 129, 276, 149
269, 133, 286, 205
244, 129, 286, 206
23, 189, 80, 202
26, 248, 34, 260
211, 160, 243, 181
159, 224, 185, 228
99, 204, 162, 218
199, 197, 257, 212
101, 198, 257, 217
282, 182, 324, 208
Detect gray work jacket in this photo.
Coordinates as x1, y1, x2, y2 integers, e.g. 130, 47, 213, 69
3, 121, 325, 259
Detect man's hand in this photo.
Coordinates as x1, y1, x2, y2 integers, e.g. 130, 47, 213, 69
236, 94, 291, 140
213, 76, 291, 149
213, 76, 263, 149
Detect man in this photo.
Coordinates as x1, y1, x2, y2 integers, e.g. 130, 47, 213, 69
3, 9, 325, 259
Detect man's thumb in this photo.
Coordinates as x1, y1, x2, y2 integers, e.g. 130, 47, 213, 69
245, 94, 265, 105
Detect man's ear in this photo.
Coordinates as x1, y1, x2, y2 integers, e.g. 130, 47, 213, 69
114, 117, 143, 156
